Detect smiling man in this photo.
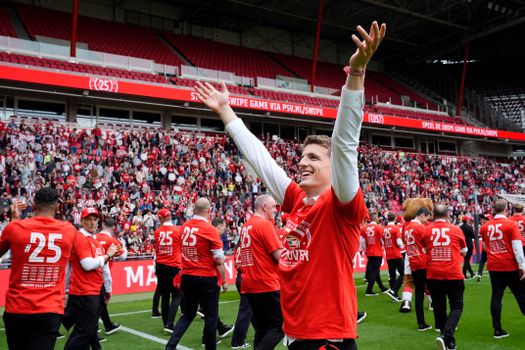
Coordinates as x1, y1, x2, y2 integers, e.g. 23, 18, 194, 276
193, 22, 386, 350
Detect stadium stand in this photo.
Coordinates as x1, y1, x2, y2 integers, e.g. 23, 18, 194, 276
0, 52, 169, 83
0, 6, 16, 37
162, 34, 293, 79
15, 3, 183, 66
0, 4, 466, 125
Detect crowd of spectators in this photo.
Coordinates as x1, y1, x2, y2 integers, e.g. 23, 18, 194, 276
0, 117, 524, 259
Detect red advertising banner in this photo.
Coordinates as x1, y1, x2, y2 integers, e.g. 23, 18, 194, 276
1, 64, 524, 141
0, 254, 384, 306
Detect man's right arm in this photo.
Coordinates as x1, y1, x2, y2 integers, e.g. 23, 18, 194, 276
194, 82, 291, 204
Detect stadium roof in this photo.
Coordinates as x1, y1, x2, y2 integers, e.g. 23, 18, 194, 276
171, 0, 525, 63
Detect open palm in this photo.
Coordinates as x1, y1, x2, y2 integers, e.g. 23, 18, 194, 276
349, 21, 386, 70
194, 81, 230, 113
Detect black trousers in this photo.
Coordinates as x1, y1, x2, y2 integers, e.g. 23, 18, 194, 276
232, 272, 253, 347
156, 263, 182, 327
152, 282, 161, 314
166, 275, 219, 350
100, 286, 113, 330
64, 294, 102, 350
427, 279, 464, 347
462, 248, 474, 277
387, 258, 404, 294
3, 312, 62, 350
246, 291, 284, 350
289, 339, 357, 350
478, 251, 487, 276
412, 269, 427, 327
365, 256, 386, 294
489, 270, 525, 330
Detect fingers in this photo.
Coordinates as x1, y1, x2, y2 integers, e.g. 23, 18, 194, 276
220, 81, 228, 93
357, 25, 372, 46
204, 81, 216, 93
195, 81, 211, 96
351, 34, 366, 51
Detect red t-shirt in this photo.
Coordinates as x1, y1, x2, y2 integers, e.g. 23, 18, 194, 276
235, 215, 281, 293
180, 218, 223, 277
95, 231, 123, 269
403, 220, 427, 271
154, 223, 182, 268
69, 231, 106, 295
383, 224, 403, 260
280, 182, 368, 340
509, 214, 525, 246
361, 223, 384, 257
0, 217, 77, 314
422, 221, 466, 280
480, 217, 522, 272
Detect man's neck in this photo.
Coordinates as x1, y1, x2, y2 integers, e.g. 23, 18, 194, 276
254, 212, 266, 220
302, 184, 329, 199
34, 211, 55, 218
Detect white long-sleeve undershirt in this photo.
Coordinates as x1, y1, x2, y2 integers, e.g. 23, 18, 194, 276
512, 240, 525, 270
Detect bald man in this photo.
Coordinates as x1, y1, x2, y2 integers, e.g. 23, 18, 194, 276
235, 194, 283, 350
166, 198, 227, 350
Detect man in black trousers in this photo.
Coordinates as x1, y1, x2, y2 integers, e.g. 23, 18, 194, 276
459, 215, 475, 279
165, 198, 227, 350
423, 205, 467, 350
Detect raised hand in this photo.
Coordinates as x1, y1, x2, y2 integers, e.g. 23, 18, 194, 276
194, 81, 230, 113
349, 21, 386, 70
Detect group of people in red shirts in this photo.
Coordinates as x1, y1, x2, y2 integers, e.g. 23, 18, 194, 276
359, 199, 525, 350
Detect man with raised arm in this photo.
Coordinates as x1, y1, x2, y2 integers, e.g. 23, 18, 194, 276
193, 21, 386, 350
0, 187, 77, 350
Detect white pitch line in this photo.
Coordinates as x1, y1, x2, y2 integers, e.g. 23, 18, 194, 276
120, 325, 193, 350
97, 321, 193, 350
0, 327, 5, 331
110, 309, 151, 317
109, 300, 240, 318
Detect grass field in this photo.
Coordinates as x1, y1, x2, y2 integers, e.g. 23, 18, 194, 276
1, 270, 524, 350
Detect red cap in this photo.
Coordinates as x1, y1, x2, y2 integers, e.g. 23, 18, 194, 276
462, 215, 471, 222
158, 208, 171, 218
81, 207, 100, 219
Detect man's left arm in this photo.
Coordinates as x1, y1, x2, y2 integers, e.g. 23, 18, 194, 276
331, 22, 386, 204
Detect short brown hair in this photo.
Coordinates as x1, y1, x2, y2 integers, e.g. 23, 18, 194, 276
513, 203, 524, 213
303, 135, 331, 153
494, 198, 508, 214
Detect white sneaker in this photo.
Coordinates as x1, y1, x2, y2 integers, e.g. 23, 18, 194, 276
435, 336, 446, 350
232, 343, 251, 349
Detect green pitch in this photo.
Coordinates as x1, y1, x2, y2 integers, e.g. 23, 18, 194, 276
1, 273, 524, 350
